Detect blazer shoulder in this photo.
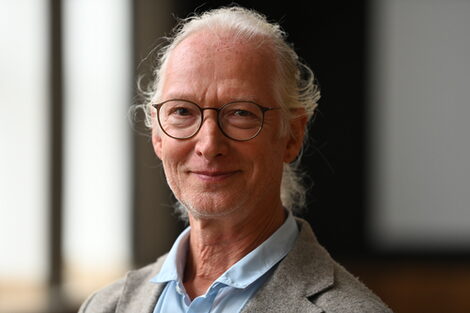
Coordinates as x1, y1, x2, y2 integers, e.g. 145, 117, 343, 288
313, 263, 393, 313
282, 218, 393, 313
78, 277, 125, 313
78, 259, 165, 313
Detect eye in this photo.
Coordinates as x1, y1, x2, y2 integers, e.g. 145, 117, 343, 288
162, 100, 199, 118
232, 109, 255, 117
171, 107, 192, 116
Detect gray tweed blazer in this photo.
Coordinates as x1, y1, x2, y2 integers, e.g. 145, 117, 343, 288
78, 218, 393, 313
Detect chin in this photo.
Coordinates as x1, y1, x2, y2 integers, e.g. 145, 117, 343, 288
182, 196, 243, 220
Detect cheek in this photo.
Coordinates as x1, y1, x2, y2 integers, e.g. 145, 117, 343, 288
160, 136, 192, 157
158, 141, 182, 175
251, 145, 285, 182
268, 141, 290, 180
160, 153, 185, 196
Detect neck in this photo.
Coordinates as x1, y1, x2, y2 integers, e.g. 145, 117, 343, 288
183, 204, 285, 299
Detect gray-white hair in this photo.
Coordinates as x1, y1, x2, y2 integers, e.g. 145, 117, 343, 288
137, 6, 320, 217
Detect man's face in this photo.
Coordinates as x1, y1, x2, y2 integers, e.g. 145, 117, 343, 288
152, 31, 305, 221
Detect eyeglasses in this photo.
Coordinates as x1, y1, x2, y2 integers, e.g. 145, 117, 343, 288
152, 99, 280, 141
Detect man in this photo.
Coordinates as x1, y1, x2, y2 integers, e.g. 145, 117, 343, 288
79, 6, 393, 313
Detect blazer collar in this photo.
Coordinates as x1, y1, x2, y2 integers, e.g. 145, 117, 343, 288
240, 218, 334, 313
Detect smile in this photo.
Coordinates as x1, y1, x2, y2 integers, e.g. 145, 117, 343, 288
191, 170, 240, 182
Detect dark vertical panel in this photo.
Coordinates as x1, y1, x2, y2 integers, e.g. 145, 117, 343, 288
132, 0, 185, 267
48, 0, 63, 288
48, 0, 70, 312
292, 2, 369, 257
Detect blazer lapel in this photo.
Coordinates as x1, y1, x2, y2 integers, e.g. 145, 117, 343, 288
240, 218, 334, 313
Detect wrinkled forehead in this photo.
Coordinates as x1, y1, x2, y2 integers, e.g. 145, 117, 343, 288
159, 30, 281, 102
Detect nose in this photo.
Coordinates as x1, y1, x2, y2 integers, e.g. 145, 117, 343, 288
194, 110, 229, 160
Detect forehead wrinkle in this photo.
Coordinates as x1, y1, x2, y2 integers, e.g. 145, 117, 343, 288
162, 30, 280, 107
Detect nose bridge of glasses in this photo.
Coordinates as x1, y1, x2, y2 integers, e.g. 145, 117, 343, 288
198, 106, 223, 133
200, 106, 220, 114
200, 107, 222, 123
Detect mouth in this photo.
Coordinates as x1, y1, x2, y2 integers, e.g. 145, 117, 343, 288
190, 170, 240, 182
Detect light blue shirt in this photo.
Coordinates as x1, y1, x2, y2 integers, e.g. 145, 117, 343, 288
151, 212, 299, 313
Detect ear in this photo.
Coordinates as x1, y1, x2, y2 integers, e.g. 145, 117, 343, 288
283, 110, 308, 163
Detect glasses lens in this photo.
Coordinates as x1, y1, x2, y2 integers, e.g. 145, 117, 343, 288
220, 102, 263, 140
158, 100, 201, 138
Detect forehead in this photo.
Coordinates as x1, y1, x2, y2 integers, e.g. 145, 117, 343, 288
161, 31, 280, 104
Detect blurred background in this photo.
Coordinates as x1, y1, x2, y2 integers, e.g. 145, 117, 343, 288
1, 0, 469, 312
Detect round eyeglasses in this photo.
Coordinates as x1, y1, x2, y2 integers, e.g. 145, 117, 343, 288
152, 99, 280, 141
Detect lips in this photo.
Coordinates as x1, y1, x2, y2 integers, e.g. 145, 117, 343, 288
190, 170, 240, 182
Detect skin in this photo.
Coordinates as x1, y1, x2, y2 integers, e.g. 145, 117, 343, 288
152, 30, 307, 299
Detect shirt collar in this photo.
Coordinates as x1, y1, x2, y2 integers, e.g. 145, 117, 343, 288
151, 211, 299, 289
150, 227, 190, 283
